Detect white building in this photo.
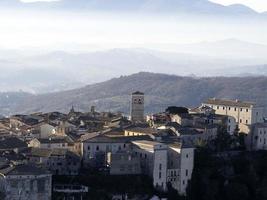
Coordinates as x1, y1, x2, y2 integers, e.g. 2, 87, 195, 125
247, 123, 267, 150
202, 98, 265, 133
28, 136, 74, 151
131, 140, 194, 195
82, 135, 131, 167
0, 164, 52, 200
39, 123, 57, 138
130, 91, 145, 122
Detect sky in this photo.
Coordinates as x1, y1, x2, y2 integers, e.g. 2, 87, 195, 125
2, 0, 264, 51
21, 0, 267, 12
210, 0, 267, 12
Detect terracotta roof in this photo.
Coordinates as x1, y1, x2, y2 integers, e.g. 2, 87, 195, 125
203, 98, 255, 107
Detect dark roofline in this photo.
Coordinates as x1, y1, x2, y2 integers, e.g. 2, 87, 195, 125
132, 91, 144, 95
203, 98, 255, 107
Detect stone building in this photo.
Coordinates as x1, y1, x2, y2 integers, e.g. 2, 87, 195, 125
0, 164, 52, 200
130, 91, 145, 122
202, 98, 265, 133
246, 123, 267, 150
131, 140, 194, 195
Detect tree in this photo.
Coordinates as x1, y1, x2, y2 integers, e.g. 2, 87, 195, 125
224, 182, 249, 200
213, 126, 233, 152
165, 106, 188, 115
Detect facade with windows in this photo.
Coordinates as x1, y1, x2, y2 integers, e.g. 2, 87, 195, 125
247, 123, 267, 150
130, 91, 145, 122
131, 140, 194, 195
82, 135, 131, 167
0, 164, 52, 200
202, 98, 265, 133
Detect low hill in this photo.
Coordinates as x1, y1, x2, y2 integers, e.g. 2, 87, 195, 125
6, 72, 267, 115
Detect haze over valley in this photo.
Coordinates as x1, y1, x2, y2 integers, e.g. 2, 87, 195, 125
0, 0, 266, 115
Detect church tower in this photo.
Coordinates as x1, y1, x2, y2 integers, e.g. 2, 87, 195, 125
130, 91, 144, 122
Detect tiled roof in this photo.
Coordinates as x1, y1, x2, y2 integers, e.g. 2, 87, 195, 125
0, 137, 27, 150
0, 164, 51, 176
84, 135, 152, 143
38, 136, 73, 144
203, 98, 255, 107
125, 127, 158, 134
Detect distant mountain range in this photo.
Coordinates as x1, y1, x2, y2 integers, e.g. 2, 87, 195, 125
0, 0, 264, 17
0, 39, 267, 93
1, 72, 266, 116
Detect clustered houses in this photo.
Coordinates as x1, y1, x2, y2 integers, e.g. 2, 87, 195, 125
0, 91, 266, 200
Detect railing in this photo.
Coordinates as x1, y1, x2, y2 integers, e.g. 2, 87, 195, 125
53, 184, 89, 193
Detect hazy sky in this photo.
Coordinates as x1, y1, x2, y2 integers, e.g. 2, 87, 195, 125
21, 0, 267, 12
210, 0, 267, 12
0, 0, 261, 52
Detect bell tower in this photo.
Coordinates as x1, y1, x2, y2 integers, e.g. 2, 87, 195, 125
130, 91, 144, 122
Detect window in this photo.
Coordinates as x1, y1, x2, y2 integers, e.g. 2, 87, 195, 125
186, 169, 188, 176
186, 154, 189, 158
96, 146, 99, 151
246, 120, 248, 124
159, 164, 162, 170
223, 107, 225, 110
240, 119, 242, 123
87, 146, 90, 150
246, 109, 249, 112
217, 106, 219, 109
229, 107, 231, 110
159, 172, 161, 179
240, 108, 243, 112
234, 107, 237, 111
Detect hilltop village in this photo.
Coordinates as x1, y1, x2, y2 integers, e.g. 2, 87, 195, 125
0, 91, 266, 200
